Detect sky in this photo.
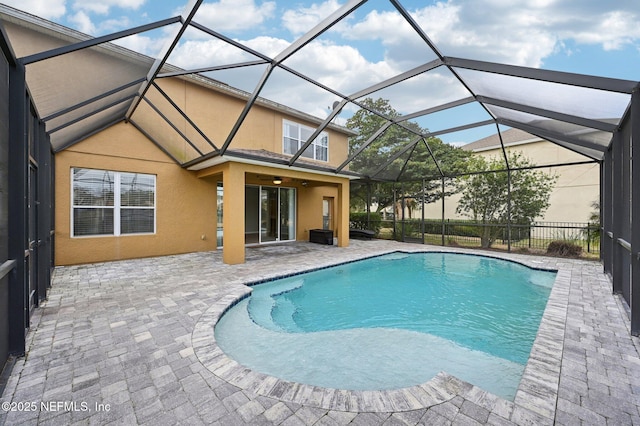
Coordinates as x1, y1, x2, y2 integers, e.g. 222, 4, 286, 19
3, 0, 639, 144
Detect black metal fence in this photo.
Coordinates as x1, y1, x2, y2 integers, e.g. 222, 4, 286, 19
377, 219, 600, 255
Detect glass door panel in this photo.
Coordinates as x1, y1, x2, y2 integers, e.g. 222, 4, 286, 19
217, 182, 223, 247
323, 197, 333, 230
261, 187, 278, 242
245, 186, 260, 244
280, 188, 295, 241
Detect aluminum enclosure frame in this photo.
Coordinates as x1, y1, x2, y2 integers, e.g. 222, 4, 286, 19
0, 0, 639, 363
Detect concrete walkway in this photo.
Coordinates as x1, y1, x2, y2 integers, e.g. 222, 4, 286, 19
1, 240, 639, 425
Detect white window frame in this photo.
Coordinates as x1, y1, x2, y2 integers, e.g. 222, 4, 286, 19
283, 119, 329, 162
71, 168, 156, 237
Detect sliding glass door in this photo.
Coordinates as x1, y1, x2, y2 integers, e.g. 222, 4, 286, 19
245, 185, 296, 245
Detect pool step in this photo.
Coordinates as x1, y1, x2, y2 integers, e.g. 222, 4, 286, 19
271, 298, 303, 332
247, 294, 279, 331
247, 279, 303, 332
260, 279, 303, 297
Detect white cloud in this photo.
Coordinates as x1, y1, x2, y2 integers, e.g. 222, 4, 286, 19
68, 11, 96, 34
1, 0, 66, 20
282, 0, 343, 35
337, 1, 557, 68
567, 10, 640, 51
282, 41, 393, 92
66, 0, 147, 35
190, 0, 276, 33
112, 33, 163, 57
71, 0, 146, 15
169, 37, 276, 69
332, 0, 640, 68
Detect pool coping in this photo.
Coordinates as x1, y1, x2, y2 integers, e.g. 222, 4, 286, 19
192, 247, 568, 420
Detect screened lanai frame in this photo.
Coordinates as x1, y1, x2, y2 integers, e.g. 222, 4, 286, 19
2, 0, 636, 174
0, 0, 639, 333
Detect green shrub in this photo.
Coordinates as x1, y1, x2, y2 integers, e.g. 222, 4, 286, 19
349, 212, 382, 235
401, 219, 422, 236
547, 240, 583, 257
421, 219, 530, 242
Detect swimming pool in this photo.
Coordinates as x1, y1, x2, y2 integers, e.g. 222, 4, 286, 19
214, 252, 556, 400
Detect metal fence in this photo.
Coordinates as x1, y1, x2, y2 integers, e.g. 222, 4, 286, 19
377, 219, 600, 255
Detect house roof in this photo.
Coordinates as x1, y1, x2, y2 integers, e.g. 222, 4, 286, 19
1, 2, 638, 180
463, 128, 539, 152
191, 149, 361, 179
0, 4, 354, 156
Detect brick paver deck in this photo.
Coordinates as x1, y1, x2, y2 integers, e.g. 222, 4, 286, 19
1, 240, 639, 425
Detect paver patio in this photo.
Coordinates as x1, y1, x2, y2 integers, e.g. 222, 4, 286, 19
1, 239, 639, 425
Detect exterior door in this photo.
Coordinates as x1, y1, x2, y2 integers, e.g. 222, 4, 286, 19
243, 185, 296, 244
323, 197, 334, 231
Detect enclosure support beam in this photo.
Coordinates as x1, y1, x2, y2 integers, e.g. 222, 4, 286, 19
219, 64, 274, 155
630, 88, 640, 335
421, 179, 425, 244
444, 56, 636, 94
400, 183, 405, 242
126, 0, 204, 121
441, 177, 445, 247
7, 61, 27, 356
507, 170, 512, 252
611, 124, 625, 296
366, 182, 371, 228
497, 126, 512, 252
393, 185, 397, 241
601, 151, 612, 275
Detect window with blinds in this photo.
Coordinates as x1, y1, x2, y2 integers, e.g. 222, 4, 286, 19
283, 120, 329, 162
72, 168, 155, 237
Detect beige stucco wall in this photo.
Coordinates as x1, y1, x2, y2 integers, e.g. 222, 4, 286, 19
11, 10, 355, 266
56, 121, 351, 266
55, 122, 219, 265
135, 78, 349, 168
420, 140, 599, 223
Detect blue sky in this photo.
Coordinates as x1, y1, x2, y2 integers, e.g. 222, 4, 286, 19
3, 0, 639, 144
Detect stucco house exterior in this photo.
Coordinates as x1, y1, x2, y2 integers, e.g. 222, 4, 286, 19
2, 8, 355, 267
422, 128, 599, 223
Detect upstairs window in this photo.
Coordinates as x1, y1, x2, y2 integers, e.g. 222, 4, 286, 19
72, 168, 156, 237
283, 120, 328, 162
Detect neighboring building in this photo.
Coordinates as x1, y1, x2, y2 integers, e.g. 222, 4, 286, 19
1, 8, 356, 267
421, 128, 600, 223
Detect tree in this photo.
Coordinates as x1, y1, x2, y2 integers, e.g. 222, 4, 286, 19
346, 98, 470, 212
455, 152, 557, 248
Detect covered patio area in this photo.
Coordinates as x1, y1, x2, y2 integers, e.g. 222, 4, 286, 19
1, 240, 639, 425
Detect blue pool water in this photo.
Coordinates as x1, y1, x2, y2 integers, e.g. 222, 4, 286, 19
214, 252, 556, 399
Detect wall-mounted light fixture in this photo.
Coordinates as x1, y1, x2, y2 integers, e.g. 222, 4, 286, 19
301, 180, 308, 187
273, 176, 282, 185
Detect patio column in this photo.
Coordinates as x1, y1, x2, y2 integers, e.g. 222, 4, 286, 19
222, 163, 245, 264
336, 179, 349, 247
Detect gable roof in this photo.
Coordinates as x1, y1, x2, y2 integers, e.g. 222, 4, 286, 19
1, 2, 638, 180
463, 128, 539, 152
